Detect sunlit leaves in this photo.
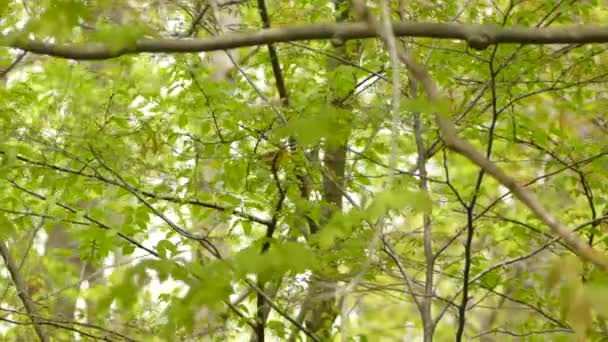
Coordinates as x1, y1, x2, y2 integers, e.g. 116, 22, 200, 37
400, 96, 451, 117
368, 187, 431, 217
586, 275, 608, 318
0, 0, 9, 18
0, 214, 16, 239
276, 100, 351, 147
24, 0, 90, 40
1, 0, 608, 340
546, 256, 605, 340
157, 239, 177, 260
232, 241, 317, 281
316, 187, 430, 249
328, 65, 357, 99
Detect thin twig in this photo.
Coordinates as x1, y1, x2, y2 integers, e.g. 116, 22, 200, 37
0, 242, 49, 341
0, 51, 26, 78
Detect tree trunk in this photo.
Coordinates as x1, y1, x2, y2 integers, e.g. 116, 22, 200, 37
302, 0, 353, 338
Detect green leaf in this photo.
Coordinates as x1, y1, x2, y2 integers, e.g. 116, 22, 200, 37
177, 113, 188, 128
368, 187, 431, 218
157, 239, 176, 259
0, 214, 16, 239
1, 146, 16, 167
328, 65, 356, 98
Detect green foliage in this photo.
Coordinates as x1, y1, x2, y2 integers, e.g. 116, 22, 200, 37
24, 0, 90, 39
232, 241, 317, 280
0, 214, 16, 239
0, 0, 607, 341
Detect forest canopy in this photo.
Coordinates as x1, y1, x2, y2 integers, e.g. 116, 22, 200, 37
0, 0, 608, 341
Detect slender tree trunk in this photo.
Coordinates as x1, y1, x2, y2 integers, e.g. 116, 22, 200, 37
44, 223, 84, 321
302, 1, 352, 339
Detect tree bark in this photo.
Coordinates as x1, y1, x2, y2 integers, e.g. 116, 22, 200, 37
302, 1, 352, 339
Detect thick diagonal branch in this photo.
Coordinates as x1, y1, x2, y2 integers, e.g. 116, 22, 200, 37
396, 31, 608, 272
353, 0, 608, 272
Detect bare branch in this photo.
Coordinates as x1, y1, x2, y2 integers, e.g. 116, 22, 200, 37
5, 22, 608, 60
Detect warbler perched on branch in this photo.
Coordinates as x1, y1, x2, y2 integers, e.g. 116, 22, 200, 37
259, 148, 288, 167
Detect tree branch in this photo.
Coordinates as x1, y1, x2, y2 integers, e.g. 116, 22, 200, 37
0, 51, 26, 78
0, 150, 272, 226
391, 29, 608, 271
5, 22, 608, 60
0, 242, 49, 342
7, 179, 159, 258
